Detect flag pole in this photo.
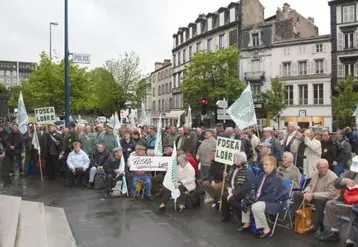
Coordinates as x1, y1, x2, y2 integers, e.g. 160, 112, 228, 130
38, 152, 44, 183
219, 164, 228, 212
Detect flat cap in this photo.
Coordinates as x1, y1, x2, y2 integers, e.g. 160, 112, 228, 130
263, 127, 273, 132
259, 142, 272, 149
112, 147, 122, 152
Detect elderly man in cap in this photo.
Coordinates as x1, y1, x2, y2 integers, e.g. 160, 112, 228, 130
260, 127, 282, 162
317, 156, 358, 246
104, 147, 125, 197
66, 141, 90, 186
256, 142, 272, 172
97, 124, 118, 152
146, 126, 157, 150
197, 129, 217, 180
182, 124, 198, 156
44, 123, 64, 180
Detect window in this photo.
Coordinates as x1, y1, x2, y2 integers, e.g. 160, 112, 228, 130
6, 71, 10, 76
207, 38, 212, 51
298, 85, 308, 105
173, 74, 177, 88
183, 49, 186, 63
178, 72, 182, 85
196, 42, 201, 52
345, 63, 354, 77
252, 33, 259, 47
189, 46, 192, 60
313, 84, 324, 105
180, 34, 183, 44
343, 5, 355, 23
219, 34, 225, 49
298, 61, 307, 75
284, 47, 290, 56
344, 32, 354, 49
169, 82, 172, 92
193, 26, 197, 37
315, 60, 324, 74
316, 44, 323, 53
152, 87, 155, 97
152, 101, 156, 111
173, 54, 176, 67
162, 100, 165, 111
158, 85, 161, 95
0, 70, 4, 76
251, 84, 261, 97
300, 46, 306, 54
178, 51, 181, 65
169, 98, 173, 108
283, 62, 292, 76
224, 11, 230, 24
285, 85, 293, 105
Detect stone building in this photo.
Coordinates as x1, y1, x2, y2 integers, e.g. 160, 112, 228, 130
0, 60, 35, 88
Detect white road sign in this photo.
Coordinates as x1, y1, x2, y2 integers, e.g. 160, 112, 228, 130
35, 107, 56, 124
72, 53, 91, 64
216, 99, 228, 109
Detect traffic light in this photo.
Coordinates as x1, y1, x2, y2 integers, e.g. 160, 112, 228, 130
201, 98, 208, 115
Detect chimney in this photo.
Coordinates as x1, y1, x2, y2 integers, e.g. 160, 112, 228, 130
308, 17, 315, 23
283, 3, 290, 12
154, 62, 162, 71
163, 59, 171, 66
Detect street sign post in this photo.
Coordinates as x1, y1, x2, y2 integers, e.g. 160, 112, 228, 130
216, 99, 229, 123
72, 53, 91, 64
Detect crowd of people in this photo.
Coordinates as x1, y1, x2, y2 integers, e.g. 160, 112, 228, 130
0, 120, 357, 245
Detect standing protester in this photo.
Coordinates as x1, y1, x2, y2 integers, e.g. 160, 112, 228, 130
260, 127, 283, 163
64, 122, 78, 157
246, 128, 260, 163
145, 127, 157, 150
79, 125, 94, 156
182, 124, 198, 156
334, 130, 352, 176
4, 124, 23, 177
120, 132, 136, 164
44, 123, 64, 180
197, 130, 216, 180
321, 130, 338, 171
282, 122, 299, 153
234, 129, 253, 161
175, 127, 185, 150
97, 124, 118, 152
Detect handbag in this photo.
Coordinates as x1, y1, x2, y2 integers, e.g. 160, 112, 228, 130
294, 200, 313, 234
344, 186, 358, 205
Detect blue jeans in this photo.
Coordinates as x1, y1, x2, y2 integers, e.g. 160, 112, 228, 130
131, 174, 152, 197
334, 162, 345, 176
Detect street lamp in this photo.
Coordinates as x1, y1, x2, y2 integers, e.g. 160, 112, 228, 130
49, 22, 58, 58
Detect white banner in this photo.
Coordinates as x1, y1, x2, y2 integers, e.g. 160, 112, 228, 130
215, 137, 241, 165
34, 107, 56, 124
129, 156, 172, 171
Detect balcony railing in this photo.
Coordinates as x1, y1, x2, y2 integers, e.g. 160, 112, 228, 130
244, 71, 265, 82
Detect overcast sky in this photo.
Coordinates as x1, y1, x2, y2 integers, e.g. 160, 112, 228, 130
0, 0, 330, 74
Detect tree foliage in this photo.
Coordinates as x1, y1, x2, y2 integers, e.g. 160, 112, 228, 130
8, 51, 147, 117
332, 75, 358, 128
264, 77, 286, 128
179, 45, 244, 118
0, 83, 8, 94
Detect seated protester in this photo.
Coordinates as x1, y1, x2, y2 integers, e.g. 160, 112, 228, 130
132, 130, 146, 146
178, 149, 198, 176
152, 145, 173, 197
293, 159, 339, 237
256, 142, 272, 172
278, 151, 302, 189
202, 149, 225, 201
241, 156, 286, 238
127, 145, 153, 200
66, 141, 90, 187
88, 144, 110, 188
317, 156, 358, 246
104, 147, 125, 197
221, 151, 256, 225
157, 154, 196, 213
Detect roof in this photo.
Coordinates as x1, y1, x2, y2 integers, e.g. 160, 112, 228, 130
272, 34, 331, 46
328, 0, 356, 6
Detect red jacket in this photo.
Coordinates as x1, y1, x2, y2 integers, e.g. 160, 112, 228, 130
187, 153, 199, 176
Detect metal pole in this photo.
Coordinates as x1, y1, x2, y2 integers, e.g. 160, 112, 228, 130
64, 0, 70, 127
49, 23, 52, 58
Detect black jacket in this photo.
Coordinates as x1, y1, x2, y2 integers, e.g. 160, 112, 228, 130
44, 131, 64, 156
64, 129, 78, 154
90, 149, 110, 167
321, 139, 338, 169
5, 131, 23, 155
226, 164, 255, 199
104, 156, 121, 176
120, 139, 136, 163
207, 160, 224, 182
234, 136, 253, 160
336, 139, 352, 163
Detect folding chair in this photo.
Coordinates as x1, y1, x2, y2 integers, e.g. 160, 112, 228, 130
267, 178, 294, 236
292, 173, 307, 193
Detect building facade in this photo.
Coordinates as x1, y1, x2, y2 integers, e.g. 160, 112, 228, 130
0, 61, 35, 88
240, 3, 323, 129
271, 35, 332, 130
149, 60, 173, 126
329, 0, 358, 88
170, 0, 265, 118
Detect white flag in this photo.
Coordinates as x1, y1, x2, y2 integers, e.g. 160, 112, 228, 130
162, 143, 180, 201
154, 115, 163, 156
17, 91, 28, 134
227, 83, 257, 129
32, 125, 41, 153
113, 112, 122, 148
118, 154, 128, 194
139, 102, 148, 126
185, 105, 192, 129
354, 104, 358, 127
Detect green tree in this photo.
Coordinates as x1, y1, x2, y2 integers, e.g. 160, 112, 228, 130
332, 75, 358, 128
264, 77, 286, 128
9, 52, 90, 114
179, 45, 244, 119
0, 83, 8, 93
103, 52, 147, 113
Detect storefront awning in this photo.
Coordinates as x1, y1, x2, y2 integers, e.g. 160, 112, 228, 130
166, 110, 184, 119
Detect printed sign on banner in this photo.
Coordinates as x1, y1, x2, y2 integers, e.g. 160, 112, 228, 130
129, 156, 172, 171
34, 107, 56, 124
215, 137, 241, 165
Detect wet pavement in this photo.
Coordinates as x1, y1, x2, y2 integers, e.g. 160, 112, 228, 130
0, 163, 345, 247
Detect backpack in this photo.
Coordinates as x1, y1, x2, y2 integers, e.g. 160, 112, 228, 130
94, 171, 106, 190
